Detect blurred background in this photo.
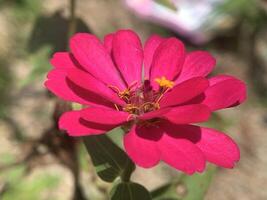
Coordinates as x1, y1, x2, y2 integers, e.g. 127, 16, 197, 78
0, 0, 267, 199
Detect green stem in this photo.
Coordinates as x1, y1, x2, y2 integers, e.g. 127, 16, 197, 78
68, 0, 77, 39
120, 159, 136, 182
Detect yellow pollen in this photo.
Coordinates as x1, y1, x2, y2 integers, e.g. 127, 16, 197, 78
141, 102, 160, 112
123, 104, 139, 113
108, 85, 131, 100
155, 76, 174, 88
119, 89, 130, 99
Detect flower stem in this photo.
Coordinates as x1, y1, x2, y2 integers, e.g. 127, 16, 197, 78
120, 159, 136, 182
68, 0, 77, 39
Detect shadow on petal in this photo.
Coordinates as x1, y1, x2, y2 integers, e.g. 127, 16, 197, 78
66, 78, 114, 108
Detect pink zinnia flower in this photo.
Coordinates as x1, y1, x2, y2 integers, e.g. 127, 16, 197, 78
45, 30, 246, 174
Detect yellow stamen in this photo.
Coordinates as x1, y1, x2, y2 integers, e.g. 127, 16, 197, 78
141, 102, 160, 112
119, 89, 130, 100
114, 104, 120, 111
156, 88, 171, 103
123, 104, 139, 113
108, 85, 131, 100
155, 76, 174, 88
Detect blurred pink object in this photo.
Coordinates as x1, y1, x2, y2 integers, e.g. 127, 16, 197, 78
124, 0, 228, 44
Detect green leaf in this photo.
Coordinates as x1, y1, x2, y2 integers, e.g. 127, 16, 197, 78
151, 183, 179, 200
83, 132, 135, 182
151, 165, 216, 200
180, 166, 216, 200
110, 182, 152, 200
107, 127, 125, 149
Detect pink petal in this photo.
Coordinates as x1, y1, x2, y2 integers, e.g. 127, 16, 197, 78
176, 51, 216, 83
158, 126, 206, 174
50, 52, 83, 70
112, 30, 143, 85
208, 74, 235, 86
143, 34, 165, 79
59, 110, 116, 136
202, 76, 247, 111
70, 33, 125, 89
45, 69, 114, 108
81, 107, 129, 125
166, 124, 240, 168
138, 108, 171, 120
104, 33, 114, 54
124, 125, 162, 168
196, 127, 240, 168
160, 77, 209, 108
67, 68, 125, 106
150, 38, 185, 88
163, 104, 211, 124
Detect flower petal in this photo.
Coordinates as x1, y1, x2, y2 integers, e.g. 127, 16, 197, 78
59, 110, 116, 136
176, 51, 216, 83
158, 124, 206, 174
138, 108, 171, 120
144, 34, 165, 79
208, 74, 235, 86
45, 69, 113, 108
160, 77, 209, 108
81, 107, 129, 125
50, 52, 83, 70
163, 104, 211, 124
104, 33, 114, 54
124, 125, 162, 168
202, 76, 247, 111
70, 33, 125, 89
112, 30, 143, 85
67, 68, 125, 106
150, 38, 185, 88
196, 127, 240, 168
165, 124, 240, 168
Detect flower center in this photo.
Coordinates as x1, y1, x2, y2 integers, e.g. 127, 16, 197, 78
111, 78, 172, 116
